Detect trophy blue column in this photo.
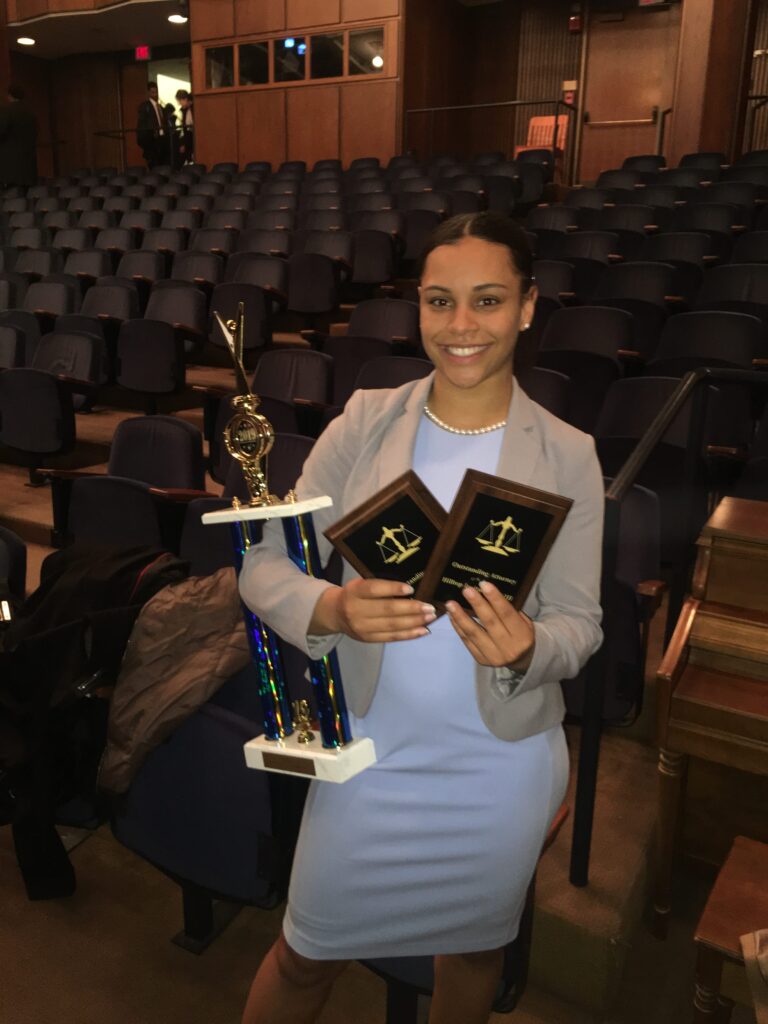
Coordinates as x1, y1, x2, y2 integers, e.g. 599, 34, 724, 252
282, 511, 352, 749
230, 519, 293, 742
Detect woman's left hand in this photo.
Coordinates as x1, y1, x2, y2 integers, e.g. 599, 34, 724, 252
446, 581, 535, 671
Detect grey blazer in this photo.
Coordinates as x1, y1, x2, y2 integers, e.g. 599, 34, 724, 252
239, 373, 604, 743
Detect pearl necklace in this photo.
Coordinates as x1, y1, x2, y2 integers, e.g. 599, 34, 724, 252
423, 404, 507, 436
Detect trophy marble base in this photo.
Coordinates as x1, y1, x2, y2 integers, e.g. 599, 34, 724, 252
201, 495, 333, 524
243, 734, 377, 783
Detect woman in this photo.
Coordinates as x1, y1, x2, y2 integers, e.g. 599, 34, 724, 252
239, 212, 604, 1024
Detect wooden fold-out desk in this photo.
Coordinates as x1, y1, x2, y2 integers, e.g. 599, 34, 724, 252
654, 498, 768, 937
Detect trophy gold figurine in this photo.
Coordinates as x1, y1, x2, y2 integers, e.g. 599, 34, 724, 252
201, 303, 376, 782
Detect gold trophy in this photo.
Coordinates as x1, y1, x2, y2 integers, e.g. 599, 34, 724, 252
201, 304, 376, 782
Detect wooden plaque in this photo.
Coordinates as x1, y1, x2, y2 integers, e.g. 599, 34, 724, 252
324, 470, 447, 590
416, 469, 573, 612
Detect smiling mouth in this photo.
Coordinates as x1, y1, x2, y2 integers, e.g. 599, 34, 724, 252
443, 345, 490, 357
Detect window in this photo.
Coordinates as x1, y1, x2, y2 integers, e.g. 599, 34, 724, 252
310, 33, 344, 80
274, 36, 306, 82
205, 45, 234, 89
239, 42, 269, 86
348, 27, 384, 76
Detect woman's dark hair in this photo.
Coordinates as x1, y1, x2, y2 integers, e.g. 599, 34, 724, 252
418, 212, 534, 291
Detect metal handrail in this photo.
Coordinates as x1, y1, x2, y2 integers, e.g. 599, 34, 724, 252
403, 98, 578, 185
570, 366, 768, 887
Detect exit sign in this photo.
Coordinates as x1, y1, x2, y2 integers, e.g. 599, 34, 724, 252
135, 45, 151, 61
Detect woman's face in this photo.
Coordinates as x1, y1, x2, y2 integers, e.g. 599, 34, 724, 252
419, 235, 536, 395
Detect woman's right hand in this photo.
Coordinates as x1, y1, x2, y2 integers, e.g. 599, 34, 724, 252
310, 579, 436, 643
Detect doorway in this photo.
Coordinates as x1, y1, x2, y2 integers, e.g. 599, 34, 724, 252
578, 6, 681, 183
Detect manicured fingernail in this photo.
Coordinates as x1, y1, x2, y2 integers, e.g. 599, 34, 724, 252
402, 584, 414, 595
463, 586, 477, 598
479, 580, 492, 592
421, 604, 436, 615
418, 627, 430, 636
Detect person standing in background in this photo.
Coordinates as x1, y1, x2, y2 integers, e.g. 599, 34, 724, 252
0, 84, 38, 188
175, 89, 194, 165
136, 82, 167, 169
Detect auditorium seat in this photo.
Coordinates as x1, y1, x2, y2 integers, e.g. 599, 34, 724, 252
592, 261, 676, 358
42, 210, 76, 232
0, 367, 76, 483
692, 182, 757, 228
623, 154, 666, 173
14, 247, 63, 283
31, 330, 102, 409
354, 355, 433, 391
205, 209, 247, 232
350, 229, 395, 288
286, 252, 340, 322
0, 323, 24, 367
321, 334, 393, 407
537, 305, 628, 430
347, 192, 394, 214
246, 209, 297, 232
227, 253, 289, 309
516, 365, 571, 421
205, 393, 301, 484
252, 348, 333, 405
51, 228, 91, 256
673, 202, 737, 260
679, 151, 727, 170
596, 168, 645, 190
177, 193, 213, 215
115, 319, 185, 409
237, 228, 292, 258
0, 309, 40, 363
531, 259, 574, 303
144, 282, 207, 354
693, 262, 768, 327
208, 282, 270, 352
299, 209, 348, 232
729, 230, 768, 264
172, 250, 224, 293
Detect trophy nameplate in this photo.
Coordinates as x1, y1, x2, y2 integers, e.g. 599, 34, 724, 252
324, 471, 447, 592
417, 469, 572, 612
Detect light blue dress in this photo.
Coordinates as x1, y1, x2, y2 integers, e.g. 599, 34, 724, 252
283, 415, 570, 960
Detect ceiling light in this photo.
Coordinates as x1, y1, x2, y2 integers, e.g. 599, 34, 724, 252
168, 1, 188, 23
372, 55, 384, 68
17, 36, 36, 46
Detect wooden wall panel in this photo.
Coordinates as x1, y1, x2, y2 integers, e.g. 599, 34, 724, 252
50, 54, 122, 173
342, 0, 398, 22
194, 93, 239, 168
9, 52, 53, 177
237, 89, 287, 169
120, 61, 148, 169
189, 0, 234, 42
286, 0, 340, 30
700, 0, 754, 157
235, 0, 286, 37
341, 79, 397, 165
287, 85, 339, 165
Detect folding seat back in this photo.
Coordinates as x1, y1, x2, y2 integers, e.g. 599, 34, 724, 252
515, 365, 571, 420
94, 228, 134, 257
594, 261, 674, 305
11, 227, 49, 250
237, 228, 292, 257
639, 231, 708, 266
346, 298, 419, 346
346, 178, 388, 196
303, 179, 342, 196
121, 210, 157, 235
252, 348, 333, 403
300, 229, 353, 270
115, 249, 166, 285
63, 248, 113, 281
394, 176, 434, 194
31, 331, 102, 385
555, 230, 618, 262
172, 250, 224, 288
694, 182, 757, 226
177, 193, 213, 214
354, 356, 432, 391
66, 476, 165, 549
735, 149, 768, 167
51, 228, 91, 254
189, 227, 238, 256
397, 192, 450, 217
116, 319, 185, 397
215, 193, 256, 212
472, 151, 506, 167
189, 182, 224, 200
229, 253, 289, 304
108, 414, 205, 490
78, 210, 116, 233
209, 282, 270, 350
321, 335, 393, 406
161, 209, 202, 233
205, 209, 246, 232
623, 154, 666, 173
9, 211, 37, 230
15, 247, 63, 280
0, 310, 40, 364
526, 205, 577, 233
144, 282, 207, 338
246, 210, 296, 232
81, 278, 140, 321
142, 228, 187, 255
256, 193, 299, 212
693, 262, 768, 325
679, 152, 726, 170
299, 194, 343, 213
300, 210, 348, 232
347, 193, 394, 214
597, 204, 657, 233
0, 367, 76, 457
349, 209, 405, 242
0, 324, 24, 368
349, 157, 379, 172
563, 187, 611, 210
648, 311, 760, 373
42, 210, 75, 232
2, 197, 29, 214
730, 231, 768, 264
23, 280, 76, 317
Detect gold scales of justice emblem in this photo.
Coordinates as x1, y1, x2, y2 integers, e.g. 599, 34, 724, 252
476, 515, 523, 557
377, 524, 422, 565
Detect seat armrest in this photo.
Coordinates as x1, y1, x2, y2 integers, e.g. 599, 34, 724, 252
328, 322, 349, 337
617, 349, 644, 363
148, 487, 214, 503
636, 579, 667, 617
293, 397, 331, 413
300, 329, 326, 347
191, 383, 231, 399
55, 374, 98, 397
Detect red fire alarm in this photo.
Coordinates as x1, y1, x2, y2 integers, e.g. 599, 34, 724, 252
135, 45, 151, 61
